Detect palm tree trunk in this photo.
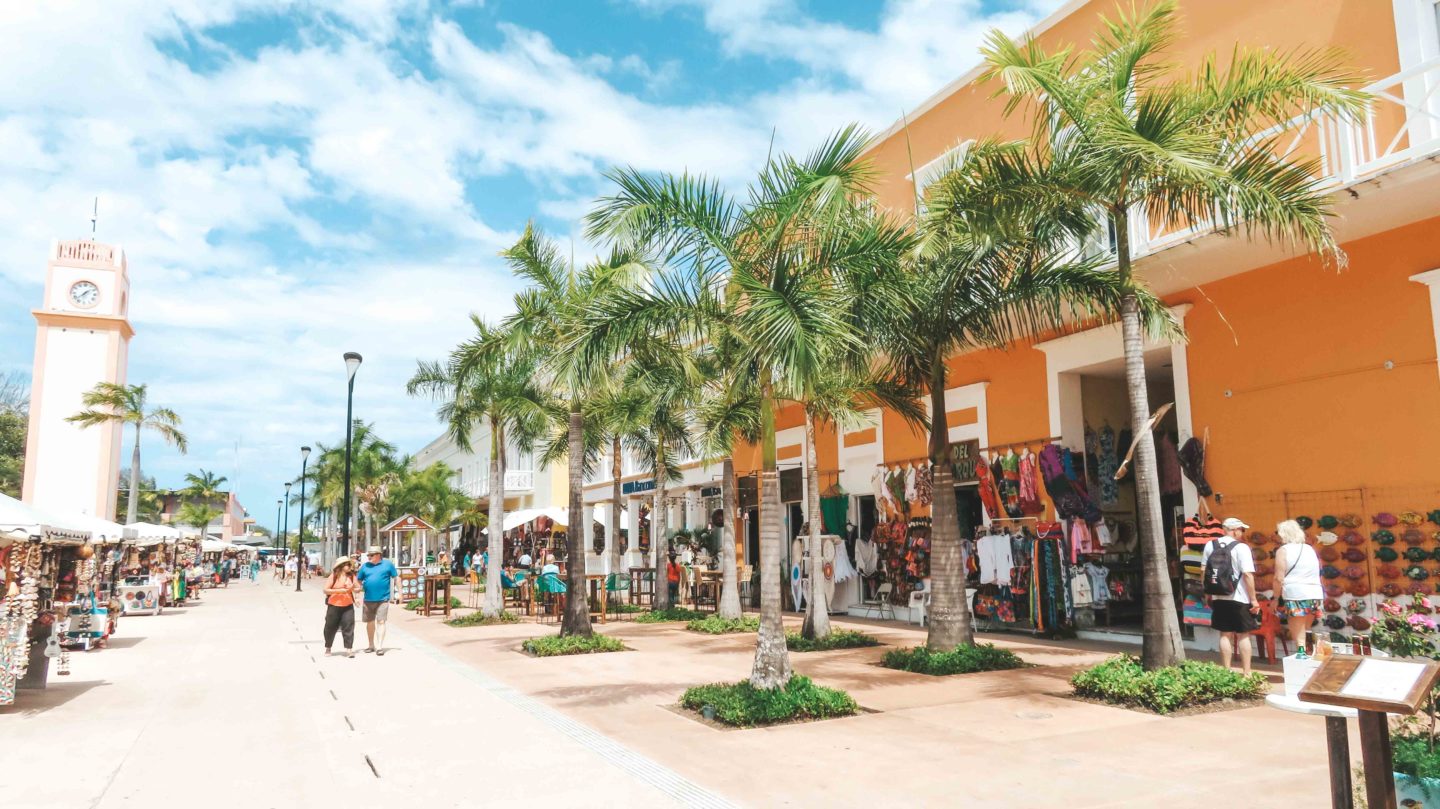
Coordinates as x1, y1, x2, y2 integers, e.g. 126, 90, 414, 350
750, 382, 792, 689
717, 456, 742, 619
481, 418, 506, 617
652, 450, 671, 612
1116, 208, 1185, 670
126, 427, 141, 524
561, 407, 593, 636
609, 436, 624, 578
925, 355, 974, 650
800, 413, 830, 640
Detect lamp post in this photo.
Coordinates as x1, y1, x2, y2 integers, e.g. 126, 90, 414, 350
297, 446, 310, 592
274, 499, 283, 552
340, 352, 363, 558
282, 481, 291, 581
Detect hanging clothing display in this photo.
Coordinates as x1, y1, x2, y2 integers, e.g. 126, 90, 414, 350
999, 451, 1023, 518
1070, 568, 1094, 606
831, 536, 858, 583
1177, 437, 1213, 497
915, 464, 933, 507
886, 470, 908, 513
1083, 562, 1111, 606
976, 460, 1004, 521
854, 536, 879, 575
1097, 425, 1120, 506
819, 496, 848, 536
904, 466, 918, 504
1017, 451, 1043, 515
872, 468, 890, 509
976, 532, 1015, 585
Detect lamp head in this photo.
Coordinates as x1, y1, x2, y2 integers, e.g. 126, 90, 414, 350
343, 351, 363, 381
301, 445, 311, 462
284, 482, 292, 492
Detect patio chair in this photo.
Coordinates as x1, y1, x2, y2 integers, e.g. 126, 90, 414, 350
535, 572, 568, 624
908, 588, 931, 627
605, 573, 632, 619
856, 581, 895, 621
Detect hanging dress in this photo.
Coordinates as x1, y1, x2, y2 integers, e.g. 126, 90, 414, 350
1000, 450, 1023, 518
976, 459, 1003, 520
1018, 451, 1043, 515
915, 464, 933, 507
1098, 425, 1120, 506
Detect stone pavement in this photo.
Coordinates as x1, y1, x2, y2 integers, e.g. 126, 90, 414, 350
0, 580, 719, 809
2, 578, 1358, 808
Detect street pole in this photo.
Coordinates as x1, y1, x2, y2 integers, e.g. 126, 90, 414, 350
282, 482, 291, 582
340, 352, 363, 558
274, 499, 282, 551
297, 446, 310, 592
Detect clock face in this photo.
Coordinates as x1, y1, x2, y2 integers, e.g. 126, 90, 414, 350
69, 280, 99, 308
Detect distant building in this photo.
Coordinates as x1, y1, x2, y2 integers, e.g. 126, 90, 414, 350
157, 490, 248, 540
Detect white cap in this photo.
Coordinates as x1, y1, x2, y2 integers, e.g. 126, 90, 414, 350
1222, 517, 1250, 531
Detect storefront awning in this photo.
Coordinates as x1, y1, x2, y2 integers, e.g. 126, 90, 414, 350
0, 492, 90, 544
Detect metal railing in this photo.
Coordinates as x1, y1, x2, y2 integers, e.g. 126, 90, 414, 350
53, 239, 122, 266
462, 470, 536, 497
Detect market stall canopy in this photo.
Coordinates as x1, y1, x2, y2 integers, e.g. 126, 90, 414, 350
380, 514, 436, 533
201, 539, 231, 553
60, 512, 130, 543
0, 492, 89, 544
128, 522, 182, 547
481, 506, 597, 534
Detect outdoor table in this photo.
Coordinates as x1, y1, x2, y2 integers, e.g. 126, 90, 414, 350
421, 574, 453, 618
1265, 693, 1357, 808
585, 574, 608, 624
695, 571, 722, 612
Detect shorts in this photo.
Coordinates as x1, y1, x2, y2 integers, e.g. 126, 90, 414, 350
1280, 599, 1323, 619
1210, 599, 1259, 633
362, 600, 390, 623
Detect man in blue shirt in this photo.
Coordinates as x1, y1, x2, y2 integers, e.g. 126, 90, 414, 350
357, 546, 398, 655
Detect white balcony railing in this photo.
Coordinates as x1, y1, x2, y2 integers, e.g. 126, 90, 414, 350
460, 470, 536, 497
1129, 58, 1440, 259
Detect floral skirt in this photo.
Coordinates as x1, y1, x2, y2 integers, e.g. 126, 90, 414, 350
1279, 598, 1323, 619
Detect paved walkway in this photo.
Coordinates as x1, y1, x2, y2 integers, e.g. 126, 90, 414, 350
0, 581, 717, 809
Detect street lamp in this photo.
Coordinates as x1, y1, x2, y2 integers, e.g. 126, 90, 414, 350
274, 499, 283, 551
282, 481, 291, 581
297, 446, 310, 592
340, 351, 363, 557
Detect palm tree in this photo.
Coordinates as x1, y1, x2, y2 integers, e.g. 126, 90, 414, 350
175, 501, 220, 571
408, 318, 547, 619
67, 382, 187, 524
979, 0, 1367, 668
581, 126, 906, 688
183, 469, 227, 503
693, 356, 761, 620
394, 463, 472, 555
589, 374, 652, 581
501, 225, 647, 637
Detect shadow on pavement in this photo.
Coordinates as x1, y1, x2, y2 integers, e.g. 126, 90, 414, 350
0, 679, 110, 717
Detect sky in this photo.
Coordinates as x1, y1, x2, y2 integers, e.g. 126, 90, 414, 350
0, 0, 1065, 523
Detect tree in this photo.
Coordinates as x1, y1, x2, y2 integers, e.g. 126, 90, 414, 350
408, 318, 547, 619
393, 462, 472, 553
979, 0, 1366, 668
183, 469, 228, 504
67, 382, 187, 524
116, 468, 162, 523
694, 358, 761, 621
582, 125, 907, 688
0, 372, 26, 498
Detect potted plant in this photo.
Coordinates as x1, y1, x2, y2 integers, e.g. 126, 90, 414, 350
1370, 598, 1440, 801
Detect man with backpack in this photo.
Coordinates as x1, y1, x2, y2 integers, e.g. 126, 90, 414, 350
1202, 517, 1260, 675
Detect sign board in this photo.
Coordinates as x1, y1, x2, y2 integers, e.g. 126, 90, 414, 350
949, 439, 980, 485
622, 479, 656, 496
1299, 654, 1440, 715
700, 486, 721, 498
380, 514, 435, 533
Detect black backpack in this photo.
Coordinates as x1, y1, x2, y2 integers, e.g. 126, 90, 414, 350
1203, 539, 1242, 596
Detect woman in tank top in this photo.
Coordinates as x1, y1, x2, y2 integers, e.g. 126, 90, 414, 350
1273, 519, 1323, 651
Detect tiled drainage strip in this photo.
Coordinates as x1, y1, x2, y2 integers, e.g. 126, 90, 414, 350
393, 625, 735, 809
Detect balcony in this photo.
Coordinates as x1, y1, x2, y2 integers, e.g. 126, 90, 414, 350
1131, 58, 1440, 263
460, 470, 536, 498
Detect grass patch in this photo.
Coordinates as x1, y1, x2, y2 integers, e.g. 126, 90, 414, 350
786, 629, 881, 652
634, 606, 708, 623
880, 644, 1025, 676
444, 610, 519, 627
681, 675, 858, 727
1069, 655, 1269, 714
521, 634, 627, 657
686, 615, 760, 634
404, 596, 463, 611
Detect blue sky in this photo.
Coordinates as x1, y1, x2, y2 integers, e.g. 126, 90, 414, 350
0, 0, 1063, 522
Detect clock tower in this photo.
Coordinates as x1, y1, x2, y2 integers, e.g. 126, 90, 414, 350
21, 240, 133, 519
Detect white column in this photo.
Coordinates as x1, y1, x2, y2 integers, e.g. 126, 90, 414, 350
1412, 269, 1440, 385
627, 495, 641, 566
581, 503, 595, 574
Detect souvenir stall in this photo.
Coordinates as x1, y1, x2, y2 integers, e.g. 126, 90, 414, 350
0, 493, 91, 705
866, 461, 935, 612
383, 515, 437, 601
120, 523, 181, 615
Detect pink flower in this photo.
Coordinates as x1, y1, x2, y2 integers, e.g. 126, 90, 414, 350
1381, 602, 1403, 616
1422, 596, 1433, 610
1406, 614, 1436, 631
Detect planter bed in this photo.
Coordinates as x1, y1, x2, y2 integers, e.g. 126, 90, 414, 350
521, 634, 627, 657
879, 644, 1026, 676
1069, 655, 1268, 715
679, 676, 859, 728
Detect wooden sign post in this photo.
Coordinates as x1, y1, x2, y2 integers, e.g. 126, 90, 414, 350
1299, 655, 1440, 809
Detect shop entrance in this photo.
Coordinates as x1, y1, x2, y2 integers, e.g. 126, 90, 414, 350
954, 486, 981, 542
1063, 350, 1186, 633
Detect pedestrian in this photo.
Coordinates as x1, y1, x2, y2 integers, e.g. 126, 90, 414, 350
666, 552, 682, 604
284, 555, 296, 583
322, 558, 361, 657
1273, 519, 1323, 653
1202, 516, 1260, 675
357, 546, 398, 656
518, 549, 533, 570
250, 556, 260, 583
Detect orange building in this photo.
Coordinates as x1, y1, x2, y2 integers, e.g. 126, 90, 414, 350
715, 0, 1440, 646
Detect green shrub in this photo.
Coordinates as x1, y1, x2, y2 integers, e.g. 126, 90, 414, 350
450, 576, 467, 585
607, 602, 647, 614
522, 634, 627, 657
404, 596, 463, 611
786, 629, 881, 652
686, 615, 760, 634
1069, 655, 1269, 714
680, 675, 858, 727
634, 606, 707, 623
880, 644, 1025, 676
444, 610, 519, 627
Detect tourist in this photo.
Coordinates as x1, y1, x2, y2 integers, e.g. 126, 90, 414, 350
284, 554, 297, 583
1273, 519, 1322, 653
518, 549, 533, 570
1202, 516, 1260, 675
250, 556, 260, 583
666, 552, 682, 604
357, 546, 399, 656
322, 558, 361, 657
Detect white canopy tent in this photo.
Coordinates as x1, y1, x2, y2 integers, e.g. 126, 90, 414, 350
0, 492, 89, 544
480, 506, 597, 534
61, 513, 131, 544
128, 522, 183, 547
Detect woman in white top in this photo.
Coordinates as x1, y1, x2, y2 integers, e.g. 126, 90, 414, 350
1272, 519, 1323, 651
